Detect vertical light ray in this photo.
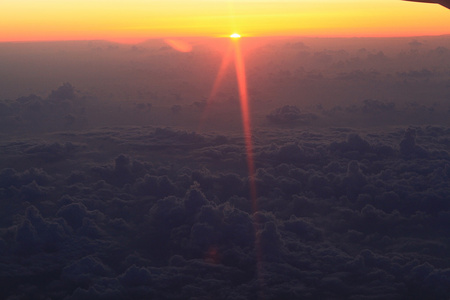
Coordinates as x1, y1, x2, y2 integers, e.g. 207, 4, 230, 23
210, 44, 233, 102
198, 44, 233, 131
203, 34, 264, 298
232, 38, 264, 297
232, 39, 257, 208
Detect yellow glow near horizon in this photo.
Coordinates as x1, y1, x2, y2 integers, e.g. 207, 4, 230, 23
0, 0, 449, 42
230, 33, 241, 39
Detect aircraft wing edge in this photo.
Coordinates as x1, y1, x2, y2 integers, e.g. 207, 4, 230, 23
404, 0, 450, 9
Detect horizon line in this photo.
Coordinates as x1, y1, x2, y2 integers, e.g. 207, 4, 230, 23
1, 33, 450, 45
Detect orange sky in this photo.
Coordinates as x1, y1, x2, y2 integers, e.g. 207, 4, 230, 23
0, 0, 449, 42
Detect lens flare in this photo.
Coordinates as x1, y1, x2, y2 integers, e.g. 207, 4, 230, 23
197, 44, 233, 131
204, 36, 263, 296
232, 40, 256, 210
164, 39, 193, 52
231, 38, 264, 295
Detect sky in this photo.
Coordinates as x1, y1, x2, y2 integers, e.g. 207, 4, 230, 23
1, 0, 450, 42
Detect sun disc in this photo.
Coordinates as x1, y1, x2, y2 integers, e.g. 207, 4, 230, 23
230, 33, 241, 39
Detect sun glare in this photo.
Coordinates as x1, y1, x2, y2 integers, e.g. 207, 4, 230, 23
230, 33, 241, 39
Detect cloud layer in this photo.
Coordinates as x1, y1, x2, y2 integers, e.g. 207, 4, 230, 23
1, 121, 449, 299
1, 36, 450, 299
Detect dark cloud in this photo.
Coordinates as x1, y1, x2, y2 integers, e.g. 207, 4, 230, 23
409, 40, 423, 48
399, 128, 428, 158
266, 105, 318, 125
397, 68, 434, 79
0, 123, 449, 299
48, 82, 76, 101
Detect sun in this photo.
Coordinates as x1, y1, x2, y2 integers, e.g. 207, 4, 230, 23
230, 33, 241, 39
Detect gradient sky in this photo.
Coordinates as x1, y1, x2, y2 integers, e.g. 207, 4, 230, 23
1, 0, 449, 42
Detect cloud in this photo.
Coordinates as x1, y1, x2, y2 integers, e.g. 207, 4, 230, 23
48, 82, 76, 101
62, 255, 112, 285
1, 123, 449, 299
57, 202, 88, 230
397, 68, 434, 80
266, 105, 318, 125
399, 128, 429, 158
2, 38, 450, 299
